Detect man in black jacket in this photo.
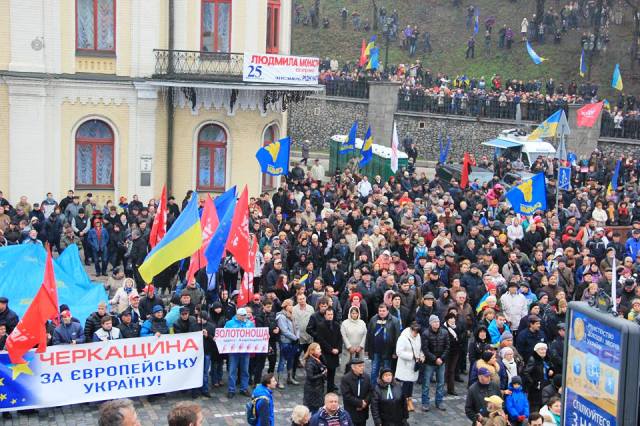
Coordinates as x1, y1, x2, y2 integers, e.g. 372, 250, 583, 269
365, 304, 400, 384
117, 310, 140, 338
420, 314, 449, 412
0, 297, 19, 334
339, 359, 371, 426
251, 300, 279, 385
464, 368, 501, 422
173, 307, 199, 333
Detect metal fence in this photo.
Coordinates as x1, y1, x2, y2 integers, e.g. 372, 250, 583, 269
321, 79, 369, 99
600, 112, 640, 139
396, 91, 569, 121
153, 49, 243, 80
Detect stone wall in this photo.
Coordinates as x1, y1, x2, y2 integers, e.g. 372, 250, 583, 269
597, 138, 640, 157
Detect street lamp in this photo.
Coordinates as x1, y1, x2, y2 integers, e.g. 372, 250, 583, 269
382, 16, 393, 71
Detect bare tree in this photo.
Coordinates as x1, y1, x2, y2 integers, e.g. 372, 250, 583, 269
625, 0, 640, 71
535, 0, 545, 25
372, 0, 378, 31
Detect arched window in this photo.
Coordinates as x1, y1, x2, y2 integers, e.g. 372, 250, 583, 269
197, 124, 227, 191
201, 0, 232, 53
262, 124, 279, 190
75, 119, 114, 188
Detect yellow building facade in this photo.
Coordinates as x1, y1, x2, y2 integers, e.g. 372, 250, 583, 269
0, 0, 319, 205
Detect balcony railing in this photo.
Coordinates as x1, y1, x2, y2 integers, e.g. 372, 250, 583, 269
153, 49, 244, 80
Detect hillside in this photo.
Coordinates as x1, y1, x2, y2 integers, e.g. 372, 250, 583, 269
292, 0, 639, 97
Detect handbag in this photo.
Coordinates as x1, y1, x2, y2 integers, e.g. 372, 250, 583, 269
407, 337, 423, 372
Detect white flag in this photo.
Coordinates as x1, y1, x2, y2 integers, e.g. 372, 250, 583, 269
391, 122, 399, 173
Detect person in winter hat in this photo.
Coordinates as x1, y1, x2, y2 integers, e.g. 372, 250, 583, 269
505, 376, 529, 426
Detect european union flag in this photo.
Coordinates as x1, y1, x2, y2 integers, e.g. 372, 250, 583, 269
256, 136, 291, 176
205, 196, 237, 275
359, 126, 373, 168
0, 352, 39, 412
439, 136, 452, 164
340, 120, 358, 154
506, 173, 547, 215
526, 41, 546, 65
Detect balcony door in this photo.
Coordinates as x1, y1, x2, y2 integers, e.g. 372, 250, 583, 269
202, 0, 232, 53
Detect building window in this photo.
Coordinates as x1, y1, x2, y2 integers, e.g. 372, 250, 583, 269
262, 125, 279, 190
76, 0, 116, 53
197, 124, 227, 191
202, 0, 232, 53
76, 120, 114, 188
266, 0, 280, 53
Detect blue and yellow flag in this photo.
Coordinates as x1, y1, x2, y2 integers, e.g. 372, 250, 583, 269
299, 273, 309, 288
526, 41, 546, 65
364, 35, 376, 57
340, 120, 358, 153
579, 48, 587, 78
359, 126, 373, 168
367, 47, 380, 70
612, 63, 623, 91
139, 193, 202, 283
506, 173, 547, 215
607, 160, 621, 197
473, 9, 479, 35
527, 109, 563, 140
256, 136, 291, 176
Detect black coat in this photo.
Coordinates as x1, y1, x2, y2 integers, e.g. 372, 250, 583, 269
464, 381, 501, 421
0, 307, 19, 334
421, 326, 450, 365
173, 316, 199, 333
316, 319, 342, 369
370, 380, 408, 426
365, 315, 400, 359
340, 371, 372, 424
84, 311, 107, 342
303, 356, 326, 411
117, 321, 140, 338
524, 352, 553, 409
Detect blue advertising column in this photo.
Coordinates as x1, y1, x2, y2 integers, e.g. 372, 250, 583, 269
563, 302, 640, 426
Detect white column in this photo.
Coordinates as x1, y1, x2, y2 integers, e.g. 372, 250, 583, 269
43, 0, 62, 74
9, 0, 46, 72
132, 0, 160, 78
131, 82, 158, 201
243, 0, 261, 53
280, 0, 292, 55
173, 0, 188, 50
6, 78, 48, 202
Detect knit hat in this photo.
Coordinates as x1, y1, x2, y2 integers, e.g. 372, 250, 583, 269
478, 367, 492, 377
534, 342, 548, 353
500, 331, 513, 342
429, 315, 440, 325
152, 305, 163, 314
511, 376, 523, 386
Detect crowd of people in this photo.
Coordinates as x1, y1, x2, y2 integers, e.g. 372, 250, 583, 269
1, 141, 640, 424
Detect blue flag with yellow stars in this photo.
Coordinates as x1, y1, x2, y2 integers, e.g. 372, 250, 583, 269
0, 352, 39, 411
506, 173, 547, 215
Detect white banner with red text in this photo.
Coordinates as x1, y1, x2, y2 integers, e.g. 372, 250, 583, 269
0, 332, 203, 412
243, 53, 319, 85
214, 327, 269, 354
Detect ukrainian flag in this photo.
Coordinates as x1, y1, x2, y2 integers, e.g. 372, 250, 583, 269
579, 48, 586, 78
612, 63, 623, 91
367, 47, 380, 70
364, 35, 376, 57
256, 136, 291, 176
138, 193, 202, 283
506, 173, 547, 215
607, 160, 621, 197
526, 41, 546, 65
359, 126, 373, 168
340, 120, 358, 153
299, 273, 309, 288
527, 109, 562, 140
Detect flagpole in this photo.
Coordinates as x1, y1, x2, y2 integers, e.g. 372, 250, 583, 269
555, 130, 562, 215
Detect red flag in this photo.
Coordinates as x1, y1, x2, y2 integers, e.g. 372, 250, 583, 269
225, 186, 251, 271
6, 248, 59, 364
358, 39, 367, 67
149, 185, 167, 249
460, 152, 471, 189
186, 195, 219, 283
576, 101, 604, 128
236, 271, 254, 308
246, 235, 258, 274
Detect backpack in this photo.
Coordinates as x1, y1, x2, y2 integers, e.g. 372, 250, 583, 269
246, 395, 269, 426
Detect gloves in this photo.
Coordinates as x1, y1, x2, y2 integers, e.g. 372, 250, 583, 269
518, 415, 526, 422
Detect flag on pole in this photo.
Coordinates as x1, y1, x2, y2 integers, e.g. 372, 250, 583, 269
473, 9, 479, 35
460, 152, 472, 189
138, 193, 202, 283
225, 186, 251, 272
366, 47, 380, 70
579, 47, 587, 78
205, 197, 237, 274
186, 195, 220, 283
5, 247, 59, 364
364, 35, 376, 57
256, 136, 291, 176
439, 136, 452, 164
576, 101, 604, 128
148, 185, 167, 249
340, 120, 358, 153
607, 160, 621, 197
359, 126, 373, 168
390, 122, 399, 173
612, 63, 623, 91
558, 110, 571, 136
526, 41, 546, 65
505, 173, 548, 215
527, 109, 563, 140
236, 236, 258, 307
358, 39, 367, 67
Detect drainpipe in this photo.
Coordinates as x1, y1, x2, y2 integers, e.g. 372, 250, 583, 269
166, 0, 175, 194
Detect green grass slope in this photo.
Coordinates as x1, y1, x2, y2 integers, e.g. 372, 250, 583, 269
292, 0, 638, 96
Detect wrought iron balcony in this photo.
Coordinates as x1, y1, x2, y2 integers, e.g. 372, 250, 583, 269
153, 49, 244, 81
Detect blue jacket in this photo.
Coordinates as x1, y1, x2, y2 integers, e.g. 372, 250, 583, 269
505, 384, 530, 421
225, 315, 255, 329
53, 321, 85, 345
88, 227, 109, 251
309, 407, 353, 426
626, 237, 640, 259
488, 319, 511, 345
251, 384, 274, 426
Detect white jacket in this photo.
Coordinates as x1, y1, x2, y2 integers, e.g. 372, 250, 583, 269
395, 328, 423, 382
499, 292, 528, 331
340, 308, 367, 351
110, 287, 138, 314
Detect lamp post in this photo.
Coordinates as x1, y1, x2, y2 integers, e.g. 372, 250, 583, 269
383, 17, 393, 71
